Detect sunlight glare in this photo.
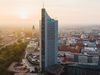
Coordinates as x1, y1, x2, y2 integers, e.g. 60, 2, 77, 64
19, 9, 29, 19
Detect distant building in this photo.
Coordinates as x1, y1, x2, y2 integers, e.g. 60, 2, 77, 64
40, 8, 58, 72
32, 25, 35, 30
81, 34, 87, 39
61, 63, 100, 75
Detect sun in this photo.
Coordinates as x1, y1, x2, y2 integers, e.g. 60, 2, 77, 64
19, 9, 29, 19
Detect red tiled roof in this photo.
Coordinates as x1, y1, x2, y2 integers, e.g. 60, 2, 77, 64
58, 45, 81, 53
97, 44, 100, 47
96, 38, 100, 40
62, 57, 72, 63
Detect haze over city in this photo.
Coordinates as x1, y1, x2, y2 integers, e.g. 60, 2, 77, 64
0, 0, 100, 28
0, 0, 100, 75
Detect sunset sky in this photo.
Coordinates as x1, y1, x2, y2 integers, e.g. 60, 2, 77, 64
0, 0, 100, 28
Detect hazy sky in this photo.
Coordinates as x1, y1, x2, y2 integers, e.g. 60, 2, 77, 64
0, 0, 100, 28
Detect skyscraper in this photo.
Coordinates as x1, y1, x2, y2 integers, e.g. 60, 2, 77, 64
40, 8, 58, 72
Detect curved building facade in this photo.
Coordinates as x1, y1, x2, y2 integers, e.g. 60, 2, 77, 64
40, 8, 58, 72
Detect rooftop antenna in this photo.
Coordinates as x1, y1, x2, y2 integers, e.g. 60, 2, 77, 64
43, 0, 45, 8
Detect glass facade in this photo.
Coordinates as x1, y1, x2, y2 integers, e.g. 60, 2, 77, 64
40, 8, 58, 72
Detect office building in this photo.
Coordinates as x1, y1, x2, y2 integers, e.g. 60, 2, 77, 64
40, 8, 58, 72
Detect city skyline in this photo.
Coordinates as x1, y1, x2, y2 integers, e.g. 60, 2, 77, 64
0, 2, 100, 74
0, 0, 100, 28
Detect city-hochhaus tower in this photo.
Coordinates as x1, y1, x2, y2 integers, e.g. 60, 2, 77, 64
40, 8, 58, 72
